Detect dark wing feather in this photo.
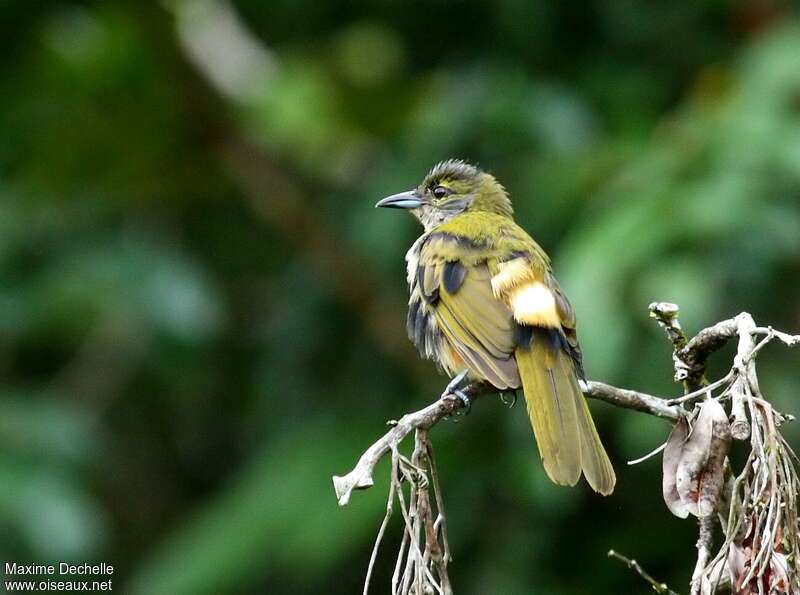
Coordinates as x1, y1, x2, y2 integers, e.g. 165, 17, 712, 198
545, 271, 585, 379
413, 233, 520, 389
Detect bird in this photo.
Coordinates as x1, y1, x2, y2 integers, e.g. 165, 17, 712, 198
375, 159, 615, 495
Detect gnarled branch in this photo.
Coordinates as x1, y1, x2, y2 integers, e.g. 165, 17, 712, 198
334, 304, 800, 595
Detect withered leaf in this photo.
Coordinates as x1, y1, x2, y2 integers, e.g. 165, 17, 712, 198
694, 399, 732, 517
770, 552, 790, 593
727, 542, 747, 593
663, 416, 691, 518
663, 400, 732, 518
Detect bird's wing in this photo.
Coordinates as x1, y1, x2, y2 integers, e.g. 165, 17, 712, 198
412, 232, 520, 389
545, 271, 585, 379
492, 251, 615, 495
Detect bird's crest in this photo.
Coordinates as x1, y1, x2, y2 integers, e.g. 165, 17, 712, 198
423, 159, 480, 187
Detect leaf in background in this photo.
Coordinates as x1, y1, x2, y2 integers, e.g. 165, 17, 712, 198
0, 391, 96, 463
126, 419, 385, 595
0, 391, 107, 558
0, 457, 108, 559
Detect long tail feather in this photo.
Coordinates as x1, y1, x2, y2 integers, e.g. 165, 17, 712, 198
517, 330, 616, 494
574, 390, 616, 495
517, 338, 581, 486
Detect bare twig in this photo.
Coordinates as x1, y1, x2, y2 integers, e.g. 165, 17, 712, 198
336, 380, 687, 506
662, 371, 734, 406
649, 301, 688, 351
648, 306, 800, 595
679, 317, 740, 392
585, 381, 682, 421
651, 306, 723, 595
427, 440, 452, 566
607, 549, 681, 595
627, 441, 667, 466
372, 429, 455, 595
364, 465, 397, 595
690, 516, 714, 595
730, 314, 756, 440
649, 302, 741, 392
753, 326, 800, 347
682, 317, 739, 363
333, 383, 493, 506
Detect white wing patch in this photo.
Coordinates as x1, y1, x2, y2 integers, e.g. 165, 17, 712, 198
509, 281, 560, 327
490, 258, 530, 296
491, 258, 560, 328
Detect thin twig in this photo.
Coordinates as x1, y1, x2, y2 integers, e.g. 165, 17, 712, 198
627, 441, 667, 466
729, 314, 756, 440
585, 381, 682, 421
427, 440, 452, 565
649, 302, 688, 351
753, 326, 800, 347
690, 516, 714, 595
336, 380, 685, 505
333, 384, 493, 505
608, 549, 682, 595
364, 470, 396, 595
663, 371, 734, 406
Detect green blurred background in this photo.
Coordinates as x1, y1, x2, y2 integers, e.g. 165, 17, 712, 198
2, 0, 800, 593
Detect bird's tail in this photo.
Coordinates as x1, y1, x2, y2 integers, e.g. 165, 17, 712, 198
516, 329, 616, 495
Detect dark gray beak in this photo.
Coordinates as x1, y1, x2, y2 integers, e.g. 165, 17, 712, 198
375, 190, 424, 210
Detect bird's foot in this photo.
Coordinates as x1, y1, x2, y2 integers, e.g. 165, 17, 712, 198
442, 369, 469, 396
452, 389, 471, 413
500, 390, 517, 408
441, 370, 471, 416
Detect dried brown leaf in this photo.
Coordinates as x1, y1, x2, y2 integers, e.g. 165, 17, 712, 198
727, 543, 747, 593
663, 416, 691, 518
664, 400, 732, 518
770, 552, 790, 593
695, 400, 732, 517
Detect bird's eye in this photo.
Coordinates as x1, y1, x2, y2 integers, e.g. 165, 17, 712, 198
432, 185, 449, 199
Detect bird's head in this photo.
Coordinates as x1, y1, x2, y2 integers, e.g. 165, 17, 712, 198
376, 159, 513, 231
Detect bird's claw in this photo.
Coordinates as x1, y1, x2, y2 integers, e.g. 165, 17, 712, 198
441, 370, 469, 397
441, 370, 471, 418
500, 391, 517, 408
453, 389, 471, 413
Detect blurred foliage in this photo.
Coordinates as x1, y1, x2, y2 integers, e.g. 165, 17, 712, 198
1, 0, 800, 593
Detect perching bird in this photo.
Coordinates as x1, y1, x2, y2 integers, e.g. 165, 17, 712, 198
376, 159, 615, 495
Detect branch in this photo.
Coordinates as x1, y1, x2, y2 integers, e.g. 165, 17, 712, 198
608, 549, 681, 595
332, 383, 494, 506
650, 302, 738, 391
334, 379, 685, 506
650, 308, 800, 595
682, 317, 738, 366
585, 381, 682, 422
337, 304, 800, 595
690, 516, 715, 595
650, 301, 688, 352
730, 314, 756, 440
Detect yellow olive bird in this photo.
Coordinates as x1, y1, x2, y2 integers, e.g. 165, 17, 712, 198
376, 159, 615, 495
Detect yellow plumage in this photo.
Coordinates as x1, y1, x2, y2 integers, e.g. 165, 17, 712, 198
517, 337, 615, 494
379, 159, 616, 495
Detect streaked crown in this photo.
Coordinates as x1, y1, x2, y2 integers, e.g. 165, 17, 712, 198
418, 159, 513, 218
